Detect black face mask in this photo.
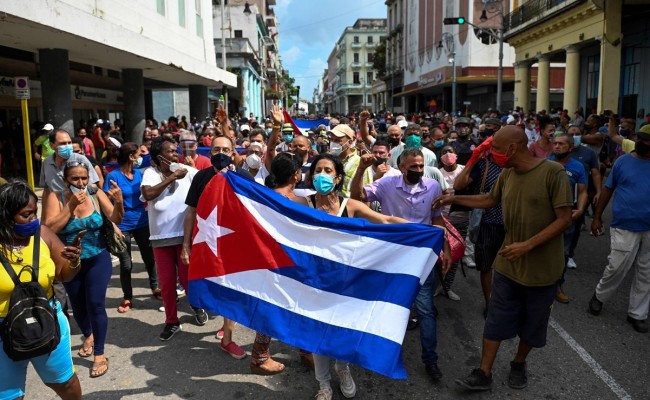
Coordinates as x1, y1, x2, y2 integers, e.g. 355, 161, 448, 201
211, 153, 233, 170
583, 124, 592, 131
555, 151, 570, 160
635, 141, 650, 157
388, 137, 401, 146
374, 157, 388, 167
619, 129, 630, 138
481, 128, 494, 137
405, 169, 424, 184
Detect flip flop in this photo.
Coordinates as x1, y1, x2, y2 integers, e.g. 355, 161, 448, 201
117, 299, 132, 313
90, 358, 109, 378
78, 345, 94, 358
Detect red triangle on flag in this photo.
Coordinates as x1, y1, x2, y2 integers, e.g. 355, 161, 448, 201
282, 108, 303, 136
189, 173, 295, 280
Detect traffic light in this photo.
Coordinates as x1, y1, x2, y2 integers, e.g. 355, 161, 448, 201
443, 17, 466, 25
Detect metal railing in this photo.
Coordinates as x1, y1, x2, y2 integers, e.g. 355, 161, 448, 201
504, 0, 585, 32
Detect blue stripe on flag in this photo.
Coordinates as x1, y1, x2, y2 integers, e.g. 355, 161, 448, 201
188, 278, 408, 379
224, 171, 444, 250
276, 245, 420, 309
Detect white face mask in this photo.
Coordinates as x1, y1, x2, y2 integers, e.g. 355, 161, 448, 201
329, 142, 343, 156
169, 162, 185, 172
245, 153, 262, 169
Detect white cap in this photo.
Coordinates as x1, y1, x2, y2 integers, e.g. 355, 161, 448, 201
42, 123, 54, 131
95, 119, 104, 125
108, 137, 122, 148
506, 115, 515, 124
397, 120, 408, 128
240, 124, 251, 132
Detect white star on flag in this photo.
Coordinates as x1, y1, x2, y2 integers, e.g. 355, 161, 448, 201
193, 205, 234, 258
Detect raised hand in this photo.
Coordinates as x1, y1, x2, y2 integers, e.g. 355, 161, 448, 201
271, 104, 284, 125
107, 180, 123, 203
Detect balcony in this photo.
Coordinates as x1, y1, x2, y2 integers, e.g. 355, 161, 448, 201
350, 62, 362, 69
504, 0, 586, 36
266, 16, 276, 27
336, 45, 345, 57
351, 42, 362, 49
365, 41, 378, 48
336, 62, 346, 73
365, 62, 374, 68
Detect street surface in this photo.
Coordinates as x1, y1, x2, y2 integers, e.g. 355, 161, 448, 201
25, 206, 649, 400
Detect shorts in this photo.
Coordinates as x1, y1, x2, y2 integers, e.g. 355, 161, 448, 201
483, 272, 556, 348
475, 223, 506, 272
0, 300, 75, 400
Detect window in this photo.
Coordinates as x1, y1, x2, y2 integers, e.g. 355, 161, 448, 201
157, 0, 165, 15
93, 66, 103, 76
178, 0, 186, 27
623, 47, 640, 96
195, 0, 202, 37
234, 30, 243, 38
586, 55, 600, 100
353, 72, 360, 84
366, 71, 373, 83
353, 53, 359, 63
353, 36, 359, 43
367, 53, 374, 63
368, 36, 374, 43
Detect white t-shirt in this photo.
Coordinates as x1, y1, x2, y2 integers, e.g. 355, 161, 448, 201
440, 165, 465, 195
141, 166, 198, 241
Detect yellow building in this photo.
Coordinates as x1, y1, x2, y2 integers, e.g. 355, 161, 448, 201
506, 0, 650, 117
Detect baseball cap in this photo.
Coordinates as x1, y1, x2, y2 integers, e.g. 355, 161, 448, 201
281, 123, 294, 133
484, 118, 501, 127
455, 117, 471, 126
330, 124, 355, 140
240, 124, 250, 132
41, 123, 54, 132
506, 115, 516, 124
397, 120, 408, 129
637, 123, 650, 139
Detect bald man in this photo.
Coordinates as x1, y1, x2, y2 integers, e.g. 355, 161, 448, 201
434, 126, 573, 391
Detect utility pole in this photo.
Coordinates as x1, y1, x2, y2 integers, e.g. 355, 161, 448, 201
450, 52, 457, 115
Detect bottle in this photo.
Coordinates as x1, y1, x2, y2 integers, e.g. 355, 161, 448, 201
218, 95, 225, 109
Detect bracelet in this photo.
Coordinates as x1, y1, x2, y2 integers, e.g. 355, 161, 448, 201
68, 258, 81, 270
273, 124, 282, 129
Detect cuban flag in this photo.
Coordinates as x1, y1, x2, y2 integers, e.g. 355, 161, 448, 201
188, 172, 444, 379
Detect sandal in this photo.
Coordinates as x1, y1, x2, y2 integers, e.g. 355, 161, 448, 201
117, 299, 132, 313
152, 288, 163, 301
78, 345, 94, 358
90, 358, 109, 378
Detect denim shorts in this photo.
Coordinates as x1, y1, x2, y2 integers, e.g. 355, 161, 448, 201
0, 300, 75, 399
483, 272, 556, 348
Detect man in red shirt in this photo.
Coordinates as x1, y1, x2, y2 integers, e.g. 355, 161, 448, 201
179, 129, 211, 170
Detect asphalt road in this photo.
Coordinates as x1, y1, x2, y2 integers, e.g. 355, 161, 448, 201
25, 209, 649, 400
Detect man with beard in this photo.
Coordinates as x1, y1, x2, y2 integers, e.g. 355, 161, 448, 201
289, 134, 314, 188
548, 134, 588, 303
580, 114, 605, 160
451, 117, 478, 165
589, 126, 650, 333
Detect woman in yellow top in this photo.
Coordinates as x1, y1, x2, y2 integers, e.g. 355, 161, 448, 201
0, 180, 84, 400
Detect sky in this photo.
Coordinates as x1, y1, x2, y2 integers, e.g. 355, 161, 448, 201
274, 0, 387, 102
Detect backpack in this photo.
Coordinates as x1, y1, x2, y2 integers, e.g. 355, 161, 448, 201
1, 229, 61, 361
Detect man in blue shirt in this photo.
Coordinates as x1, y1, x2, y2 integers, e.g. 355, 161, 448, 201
589, 128, 650, 333
549, 134, 588, 303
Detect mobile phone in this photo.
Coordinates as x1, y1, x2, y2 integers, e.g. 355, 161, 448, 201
72, 230, 88, 246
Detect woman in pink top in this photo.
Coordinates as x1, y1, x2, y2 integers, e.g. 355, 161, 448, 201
529, 116, 555, 158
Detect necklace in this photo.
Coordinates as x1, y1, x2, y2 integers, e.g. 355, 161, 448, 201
12, 245, 26, 263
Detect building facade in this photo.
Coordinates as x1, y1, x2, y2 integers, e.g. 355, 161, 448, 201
0, 0, 236, 141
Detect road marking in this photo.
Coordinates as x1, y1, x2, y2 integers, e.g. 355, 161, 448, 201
549, 317, 632, 400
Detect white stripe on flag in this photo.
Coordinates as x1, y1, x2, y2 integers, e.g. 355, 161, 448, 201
236, 194, 438, 283
207, 269, 410, 344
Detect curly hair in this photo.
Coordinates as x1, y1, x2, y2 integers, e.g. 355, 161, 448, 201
0, 180, 38, 255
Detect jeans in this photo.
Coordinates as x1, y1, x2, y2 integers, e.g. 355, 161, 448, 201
313, 354, 348, 389
118, 225, 158, 300
414, 269, 439, 365
559, 222, 575, 285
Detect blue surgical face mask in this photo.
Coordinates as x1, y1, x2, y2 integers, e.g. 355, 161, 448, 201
57, 144, 73, 159
283, 134, 294, 143
265, 128, 273, 135
14, 218, 40, 238
434, 140, 445, 148
134, 156, 143, 168
573, 136, 582, 147
313, 173, 335, 195
405, 134, 422, 149
69, 184, 86, 193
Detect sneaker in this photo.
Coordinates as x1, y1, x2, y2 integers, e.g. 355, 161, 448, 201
176, 283, 185, 296
336, 366, 357, 398
455, 368, 492, 391
159, 323, 181, 341
220, 341, 246, 359
314, 387, 333, 400
406, 316, 419, 331
626, 316, 649, 333
588, 293, 603, 315
463, 255, 476, 268
567, 258, 577, 269
192, 307, 208, 326
110, 254, 119, 266
556, 286, 570, 304
446, 290, 460, 301
508, 361, 528, 389
425, 363, 442, 382
158, 306, 165, 312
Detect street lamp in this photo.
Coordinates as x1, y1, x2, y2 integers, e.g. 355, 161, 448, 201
243, 2, 252, 16
449, 52, 456, 115
479, 0, 505, 112
296, 85, 300, 115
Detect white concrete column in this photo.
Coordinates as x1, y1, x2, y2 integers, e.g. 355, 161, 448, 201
514, 61, 531, 112
563, 45, 581, 113
536, 55, 550, 112
597, 0, 622, 112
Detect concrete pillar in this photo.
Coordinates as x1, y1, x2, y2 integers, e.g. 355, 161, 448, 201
597, 1, 622, 113
122, 69, 145, 143
144, 89, 153, 119
39, 49, 73, 133
563, 45, 581, 113
514, 61, 531, 112
189, 85, 208, 120
536, 55, 550, 113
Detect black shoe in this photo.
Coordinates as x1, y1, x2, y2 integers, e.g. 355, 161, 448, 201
455, 368, 492, 391
192, 307, 208, 326
626, 316, 649, 333
588, 293, 603, 316
508, 361, 528, 389
425, 364, 442, 382
406, 316, 419, 331
159, 323, 181, 341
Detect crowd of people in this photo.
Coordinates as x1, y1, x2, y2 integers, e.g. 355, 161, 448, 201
0, 104, 649, 400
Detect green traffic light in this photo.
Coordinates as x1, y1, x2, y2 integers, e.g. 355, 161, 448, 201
458, 17, 465, 24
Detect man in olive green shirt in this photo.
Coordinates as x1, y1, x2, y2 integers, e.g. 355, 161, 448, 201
434, 126, 573, 391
